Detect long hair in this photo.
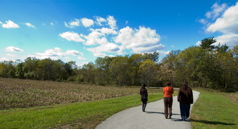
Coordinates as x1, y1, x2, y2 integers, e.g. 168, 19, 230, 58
183, 81, 188, 90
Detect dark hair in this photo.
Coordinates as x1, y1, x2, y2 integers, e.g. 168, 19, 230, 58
183, 81, 188, 90
166, 82, 171, 86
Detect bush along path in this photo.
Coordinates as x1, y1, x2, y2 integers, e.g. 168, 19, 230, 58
96, 91, 200, 129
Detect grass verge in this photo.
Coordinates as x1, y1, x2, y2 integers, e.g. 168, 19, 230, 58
0, 92, 162, 129
191, 88, 238, 129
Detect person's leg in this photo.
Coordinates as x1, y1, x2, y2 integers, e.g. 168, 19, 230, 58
168, 97, 173, 119
185, 104, 191, 119
143, 101, 147, 112
164, 98, 169, 118
180, 103, 186, 121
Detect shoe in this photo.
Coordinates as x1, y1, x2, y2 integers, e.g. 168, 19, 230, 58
168, 114, 172, 119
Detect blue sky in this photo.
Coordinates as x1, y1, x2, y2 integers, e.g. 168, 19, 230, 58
1, 0, 238, 66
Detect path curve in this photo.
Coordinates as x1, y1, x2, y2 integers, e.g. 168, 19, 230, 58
95, 91, 200, 129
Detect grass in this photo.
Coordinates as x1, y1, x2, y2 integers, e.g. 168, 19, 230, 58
0, 77, 162, 128
0, 93, 162, 129
1, 78, 238, 129
0, 78, 159, 109
191, 88, 238, 129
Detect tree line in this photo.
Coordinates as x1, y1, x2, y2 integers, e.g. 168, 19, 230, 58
0, 37, 237, 91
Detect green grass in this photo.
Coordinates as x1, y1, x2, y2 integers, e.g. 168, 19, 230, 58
191, 88, 238, 129
0, 92, 162, 129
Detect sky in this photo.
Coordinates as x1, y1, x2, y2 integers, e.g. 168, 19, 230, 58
1, 0, 238, 66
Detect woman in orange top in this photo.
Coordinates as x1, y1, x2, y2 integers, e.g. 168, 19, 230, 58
163, 82, 174, 119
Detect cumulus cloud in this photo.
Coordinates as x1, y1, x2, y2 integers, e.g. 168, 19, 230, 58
115, 26, 164, 53
107, 16, 117, 30
60, 16, 166, 57
25, 23, 35, 28
84, 30, 107, 45
195, 34, 238, 47
59, 31, 85, 42
87, 43, 121, 57
81, 18, 94, 27
205, 2, 227, 19
65, 50, 83, 56
206, 2, 238, 34
35, 47, 84, 60
78, 56, 86, 60
215, 33, 238, 47
64, 19, 80, 28
5, 46, 24, 52
1, 20, 19, 28
95, 16, 107, 26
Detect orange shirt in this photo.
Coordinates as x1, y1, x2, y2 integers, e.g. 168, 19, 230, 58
163, 86, 174, 97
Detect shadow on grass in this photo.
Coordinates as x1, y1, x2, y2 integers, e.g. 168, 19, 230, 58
190, 119, 236, 125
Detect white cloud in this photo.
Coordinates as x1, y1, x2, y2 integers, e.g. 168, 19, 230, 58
95, 16, 106, 26
87, 43, 121, 57
215, 33, 238, 47
64, 19, 80, 28
59, 31, 85, 42
196, 41, 201, 46
25, 23, 35, 28
35, 47, 83, 60
205, 3, 227, 19
206, 2, 238, 33
115, 26, 164, 53
84, 30, 106, 45
199, 19, 208, 24
65, 50, 83, 56
2, 20, 19, 28
78, 56, 86, 60
81, 18, 94, 27
107, 16, 117, 30
5, 46, 24, 52
100, 28, 117, 34
0, 57, 10, 62
195, 34, 238, 47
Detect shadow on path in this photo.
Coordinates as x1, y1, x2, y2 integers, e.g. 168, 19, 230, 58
145, 111, 179, 116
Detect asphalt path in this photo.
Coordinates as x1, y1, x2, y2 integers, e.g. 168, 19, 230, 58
95, 91, 200, 129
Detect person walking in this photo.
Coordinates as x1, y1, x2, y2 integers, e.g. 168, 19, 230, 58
163, 82, 174, 119
177, 81, 193, 121
140, 84, 148, 112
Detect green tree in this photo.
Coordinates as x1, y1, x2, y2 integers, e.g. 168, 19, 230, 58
109, 56, 130, 86
139, 59, 159, 86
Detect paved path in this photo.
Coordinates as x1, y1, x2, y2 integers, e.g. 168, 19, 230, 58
95, 91, 200, 129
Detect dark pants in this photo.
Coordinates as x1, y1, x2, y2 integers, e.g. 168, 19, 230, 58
142, 100, 147, 112
179, 103, 191, 120
164, 97, 173, 118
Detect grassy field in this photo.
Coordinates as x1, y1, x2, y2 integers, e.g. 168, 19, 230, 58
191, 88, 238, 129
0, 78, 159, 109
0, 78, 162, 128
1, 78, 238, 129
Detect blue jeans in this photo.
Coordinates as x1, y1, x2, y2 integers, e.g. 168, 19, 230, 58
179, 103, 191, 120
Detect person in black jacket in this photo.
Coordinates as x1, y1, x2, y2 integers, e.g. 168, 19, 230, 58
177, 82, 193, 121
140, 84, 148, 112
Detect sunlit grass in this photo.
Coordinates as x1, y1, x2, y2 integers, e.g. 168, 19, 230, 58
191, 88, 238, 129
0, 92, 162, 129
0, 78, 160, 109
